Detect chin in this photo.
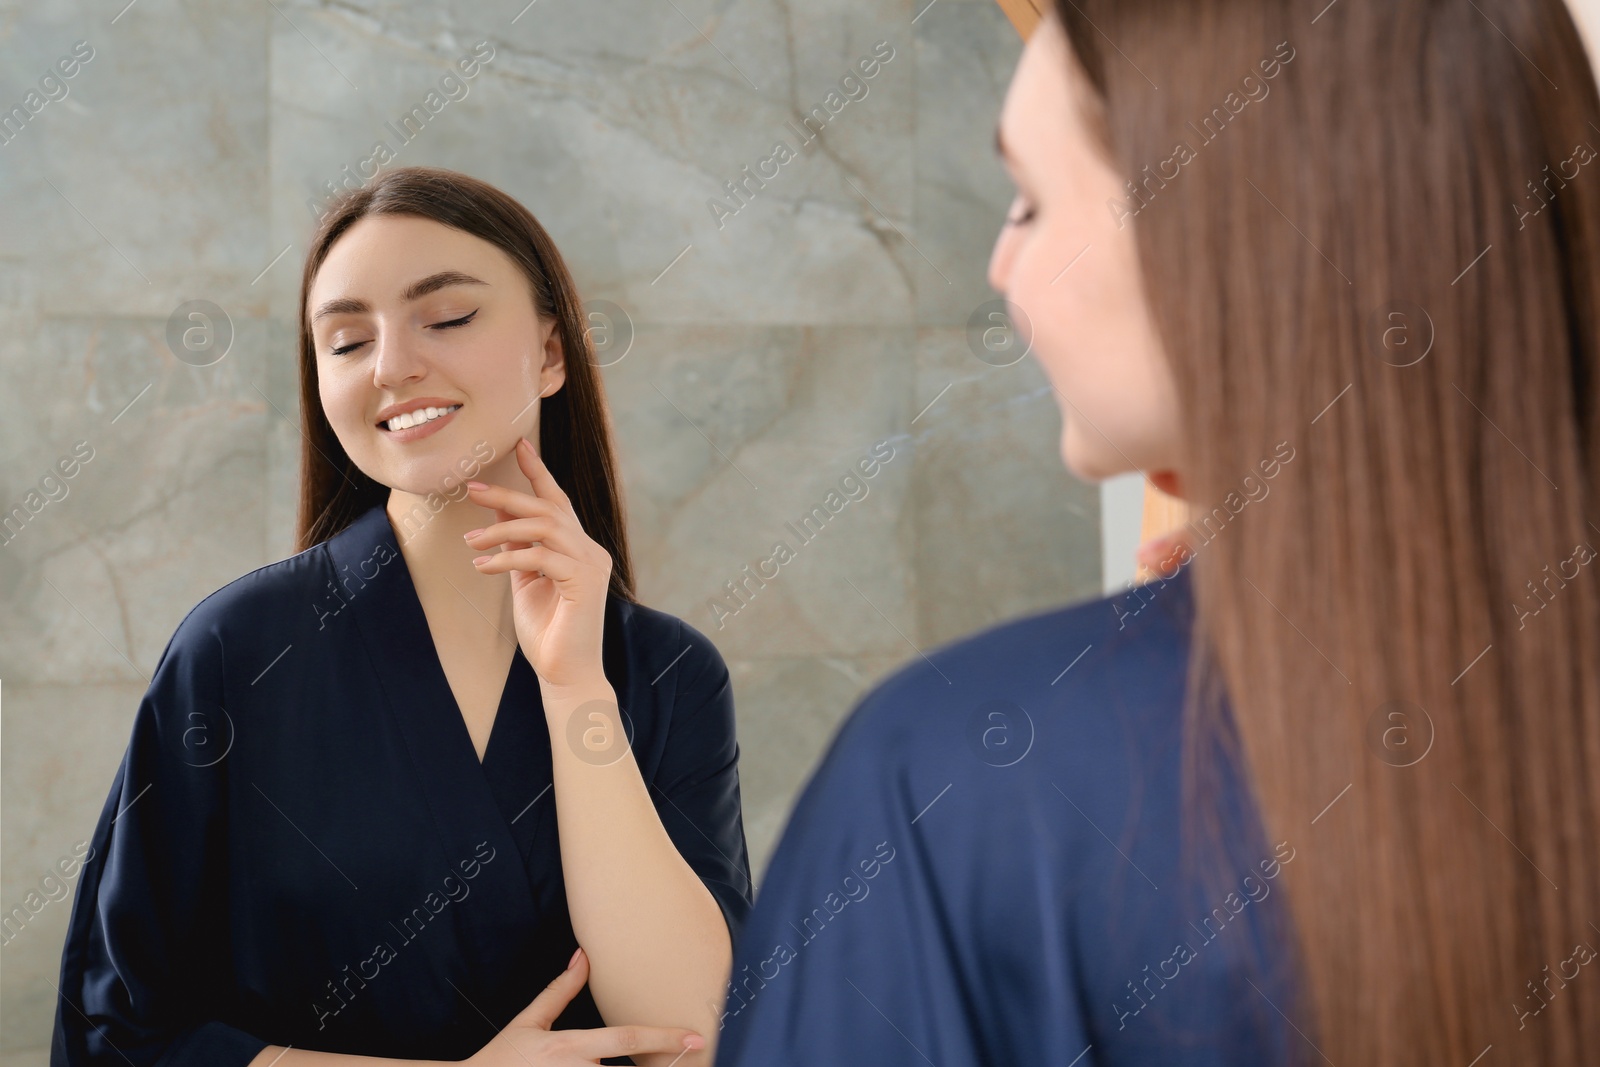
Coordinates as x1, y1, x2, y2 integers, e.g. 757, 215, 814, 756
363, 459, 451, 500
362, 422, 504, 492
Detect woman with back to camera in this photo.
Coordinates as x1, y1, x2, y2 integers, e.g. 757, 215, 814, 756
51, 167, 750, 1067
713, 1, 1600, 1064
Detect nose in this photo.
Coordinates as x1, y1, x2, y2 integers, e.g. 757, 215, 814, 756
988, 201, 1020, 294
370, 325, 427, 389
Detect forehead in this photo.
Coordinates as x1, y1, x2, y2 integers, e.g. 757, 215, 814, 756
310, 215, 505, 300
999, 16, 1110, 181
1001, 18, 1077, 149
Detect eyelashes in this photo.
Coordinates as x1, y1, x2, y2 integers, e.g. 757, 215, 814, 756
328, 308, 480, 357
433, 309, 480, 331
1005, 202, 1037, 227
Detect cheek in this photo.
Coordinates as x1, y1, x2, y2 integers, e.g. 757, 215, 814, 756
318, 366, 368, 436
1007, 219, 1099, 385
444, 334, 544, 442
452, 329, 534, 395
1021, 220, 1178, 468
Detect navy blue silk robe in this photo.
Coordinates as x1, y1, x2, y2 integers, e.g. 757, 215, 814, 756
712, 562, 1301, 1066
51, 503, 752, 1065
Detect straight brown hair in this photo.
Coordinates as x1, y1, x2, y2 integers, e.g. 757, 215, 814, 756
292, 166, 637, 604
1054, 0, 1600, 1060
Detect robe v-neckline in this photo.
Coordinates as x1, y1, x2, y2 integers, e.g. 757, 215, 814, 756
425, 620, 518, 771
326, 504, 545, 837
324, 501, 636, 879
382, 507, 525, 771
460, 651, 517, 766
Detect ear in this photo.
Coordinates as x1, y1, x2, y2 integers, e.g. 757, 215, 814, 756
540, 317, 567, 397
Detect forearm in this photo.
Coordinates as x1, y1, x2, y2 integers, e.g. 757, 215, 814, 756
248, 1047, 454, 1066
542, 677, 734, 1067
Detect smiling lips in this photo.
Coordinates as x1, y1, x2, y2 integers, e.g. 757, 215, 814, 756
381, 404, 461, 432
377, 402, 462, 442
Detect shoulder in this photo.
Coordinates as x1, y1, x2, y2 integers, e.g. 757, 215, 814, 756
172, 503, 403, 652
123, 541, 335, 766
610, 595, 730, 698
824, 564, 1197, 781
145, 528, 352, 717
164, 539, 332, 657
753, 564, 1203, 914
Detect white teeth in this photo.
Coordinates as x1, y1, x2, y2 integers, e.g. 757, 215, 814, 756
385, 404, 460, 432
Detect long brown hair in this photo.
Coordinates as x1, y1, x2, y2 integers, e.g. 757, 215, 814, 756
1055, 0, 1600, 1060
292, 166, 637, 603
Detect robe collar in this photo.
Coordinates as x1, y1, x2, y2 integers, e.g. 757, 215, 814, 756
319, 501, 638, 838
321, 503, 545, 914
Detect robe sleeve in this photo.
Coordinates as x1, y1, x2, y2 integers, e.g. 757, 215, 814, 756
51, 610, 271, 1067
647, 619, 754, 946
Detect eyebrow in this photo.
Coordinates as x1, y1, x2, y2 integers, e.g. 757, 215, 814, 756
311, 270, 489, 324
994, 119, 1012, 163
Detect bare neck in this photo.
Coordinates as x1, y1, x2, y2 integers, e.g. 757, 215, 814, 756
385, 487, 513, 632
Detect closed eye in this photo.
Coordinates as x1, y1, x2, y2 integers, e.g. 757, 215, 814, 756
329, 308, 480, 357
433, 309, 479, 332
1004, 202, 1037, 227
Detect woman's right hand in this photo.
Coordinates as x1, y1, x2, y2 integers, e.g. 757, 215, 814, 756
464, 947, 706, 1066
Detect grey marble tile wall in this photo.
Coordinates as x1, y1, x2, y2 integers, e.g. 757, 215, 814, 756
0, 1, 1099, 1058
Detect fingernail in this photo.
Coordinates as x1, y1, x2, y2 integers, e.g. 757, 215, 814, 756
567, 946, 583, 970
463, 529, 484, 540
466, 480, 488, 491
472, 555, 492, 566
682, 1034, 705, 1050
